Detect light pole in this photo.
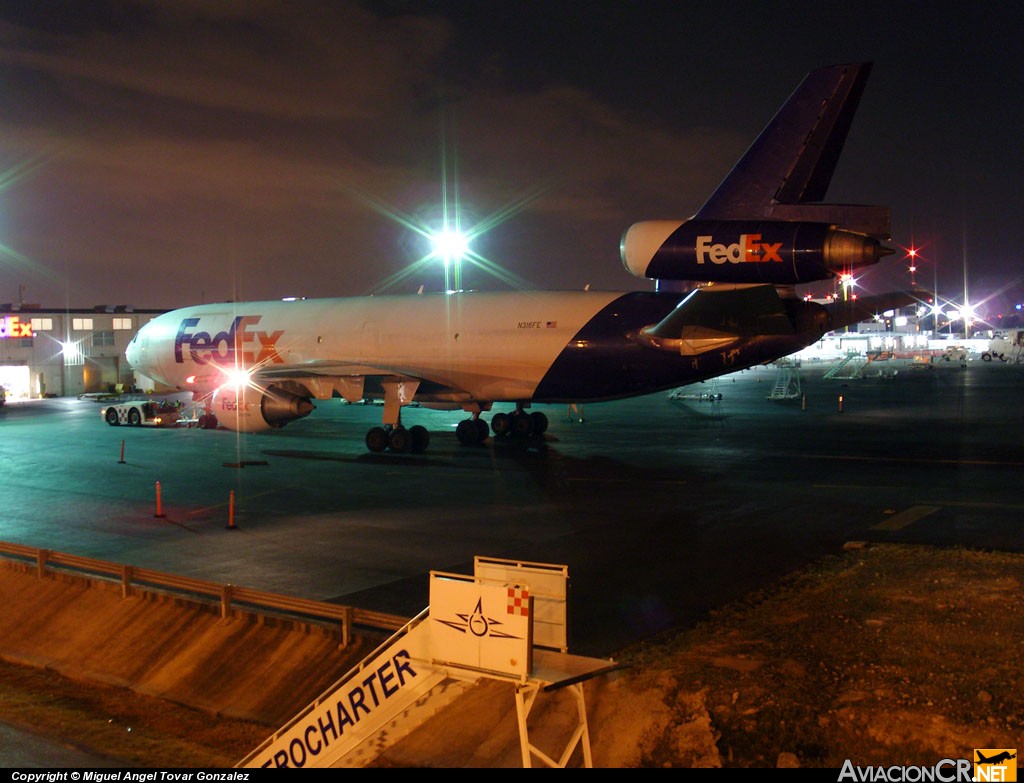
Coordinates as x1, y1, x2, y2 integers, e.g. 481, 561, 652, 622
962, 236, 970, 339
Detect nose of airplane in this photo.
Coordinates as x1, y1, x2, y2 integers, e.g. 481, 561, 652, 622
125, 331, 142, 368
125, 322, 153, 374
125, 315, 178, 387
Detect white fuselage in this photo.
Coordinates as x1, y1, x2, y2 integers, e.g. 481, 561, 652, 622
128, 290, 624, 403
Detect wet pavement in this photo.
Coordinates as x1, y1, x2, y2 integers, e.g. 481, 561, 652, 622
2, 358, 1023, 766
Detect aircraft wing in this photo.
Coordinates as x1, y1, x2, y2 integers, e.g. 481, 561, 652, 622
254, 360, 431, 386
251, 359, 470, 405
637, 285, 921, 357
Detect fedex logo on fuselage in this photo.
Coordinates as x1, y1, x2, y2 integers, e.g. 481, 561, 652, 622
696, 234, 783, 264
174, 315, 284, 366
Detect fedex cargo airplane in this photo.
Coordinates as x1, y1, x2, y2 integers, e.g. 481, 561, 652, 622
126, 62, 916, 454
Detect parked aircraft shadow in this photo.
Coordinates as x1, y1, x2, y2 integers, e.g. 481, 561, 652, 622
261, 432, 554, 471
666, 396, 729, 426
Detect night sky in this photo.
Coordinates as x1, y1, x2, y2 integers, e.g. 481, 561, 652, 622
0, 1, 1021, 318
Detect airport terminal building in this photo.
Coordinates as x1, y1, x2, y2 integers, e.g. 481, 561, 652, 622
0, 304, 164, 399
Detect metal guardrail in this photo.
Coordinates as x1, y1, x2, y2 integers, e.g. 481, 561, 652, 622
0, 541, 410, 647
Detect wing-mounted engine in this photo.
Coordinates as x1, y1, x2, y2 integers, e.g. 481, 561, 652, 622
212, 382, 315, 433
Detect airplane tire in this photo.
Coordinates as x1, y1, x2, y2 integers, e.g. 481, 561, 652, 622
105, 408, 120, 426
490, 412, 511, 436
529, 411, 548, 435
388, 426, 411, 453
475, 418, 489, 443
410, 425, 430, 453
455, 419, 480, 446
513, 412, 533, 436
128, 408, 142, 426
366, 426, 388, 453
982, 353, 992, 362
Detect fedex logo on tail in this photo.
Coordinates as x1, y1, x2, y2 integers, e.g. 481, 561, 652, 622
696, 234, 783, 264
174, 315, 284, 366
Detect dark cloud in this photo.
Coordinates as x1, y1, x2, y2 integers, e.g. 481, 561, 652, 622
0, 2, 1020, 316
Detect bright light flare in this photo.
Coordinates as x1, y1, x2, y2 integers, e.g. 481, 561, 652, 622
906, 246, 918, 275
208, 351, 281, 402
429, 228, 470, 265
0, 155, 58, 280
60, 340, 82, 361
336, 134, 549, 293
897, 238, 931, 264
897, 239, 931, 285
219, 366, 254, 390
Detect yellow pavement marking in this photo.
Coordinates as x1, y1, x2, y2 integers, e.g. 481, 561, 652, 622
871, 505, 941, 531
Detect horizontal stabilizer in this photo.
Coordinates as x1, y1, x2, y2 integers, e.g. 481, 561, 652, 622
644, 285, 796, 340
763, 203, 890, 241
677, 326, 742, 356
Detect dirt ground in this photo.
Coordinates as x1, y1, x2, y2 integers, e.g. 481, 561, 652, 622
595, 542, 1024, 768
2, 542, 1022, 768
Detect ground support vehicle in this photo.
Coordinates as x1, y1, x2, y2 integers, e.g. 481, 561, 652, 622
981, 330, 1024, 363
101, 399, 184, 427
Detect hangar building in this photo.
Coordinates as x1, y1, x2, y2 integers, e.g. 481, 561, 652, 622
0, 303, 164, 400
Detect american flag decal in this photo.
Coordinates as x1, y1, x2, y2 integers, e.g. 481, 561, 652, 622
546, 321, 557, 328
507, 586, 530, 616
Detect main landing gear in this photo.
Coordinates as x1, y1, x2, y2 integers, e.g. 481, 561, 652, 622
365, 423, 430, 454
362, 407, 548, 453
362, 379, 548, 454
457, 408, 549, 446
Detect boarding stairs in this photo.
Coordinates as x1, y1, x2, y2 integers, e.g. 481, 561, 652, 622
236, 557, 617, 769
768, 361, 802, 399
823, 351, 867, 380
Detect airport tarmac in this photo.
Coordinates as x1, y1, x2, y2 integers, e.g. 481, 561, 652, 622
1, 356, 1023, 767
1, 357, 1022, 662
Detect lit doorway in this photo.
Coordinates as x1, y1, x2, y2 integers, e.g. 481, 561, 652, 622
0, 365, 31, 400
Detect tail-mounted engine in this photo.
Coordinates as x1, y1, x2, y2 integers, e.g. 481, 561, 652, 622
621, 219, 893, 285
